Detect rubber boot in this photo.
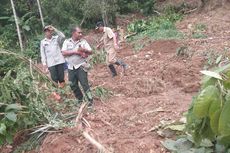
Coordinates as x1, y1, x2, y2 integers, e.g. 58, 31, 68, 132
115, 59, 128, 69
115, 59, 128, 75
108, 64, 117, 77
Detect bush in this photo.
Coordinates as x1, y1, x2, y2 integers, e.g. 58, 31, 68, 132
0, 51, 67, 146
127, 9, 184, 40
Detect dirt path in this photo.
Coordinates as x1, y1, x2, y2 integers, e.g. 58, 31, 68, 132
39, 40, 204, 153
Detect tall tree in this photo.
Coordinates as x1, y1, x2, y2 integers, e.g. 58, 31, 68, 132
10, 0, 23, 52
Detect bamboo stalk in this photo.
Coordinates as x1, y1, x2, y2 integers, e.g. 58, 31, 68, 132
10, 0, 23, 52
36, 0, 45, 27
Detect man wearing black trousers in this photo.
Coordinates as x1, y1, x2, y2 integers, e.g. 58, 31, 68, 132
40, 25, 65, 87
62, 26, 93, 107
96, 22, 128, 77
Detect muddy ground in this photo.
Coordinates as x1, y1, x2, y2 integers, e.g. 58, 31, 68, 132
2, 5, 230, 153
38, 7, 230, 153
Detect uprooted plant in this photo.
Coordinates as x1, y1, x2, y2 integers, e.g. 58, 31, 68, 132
0, 50, 73, 150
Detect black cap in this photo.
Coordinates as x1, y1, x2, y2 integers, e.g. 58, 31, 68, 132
95, 21, 104, 29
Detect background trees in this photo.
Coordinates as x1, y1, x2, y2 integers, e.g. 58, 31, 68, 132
0, 0, 229, 58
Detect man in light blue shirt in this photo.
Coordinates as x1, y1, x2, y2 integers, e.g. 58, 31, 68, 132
40, 25, 65, 86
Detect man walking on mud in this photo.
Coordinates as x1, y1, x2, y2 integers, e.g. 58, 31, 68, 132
62, 26, 93, 107
40, 25, 66, 87
96, 22, 128, 77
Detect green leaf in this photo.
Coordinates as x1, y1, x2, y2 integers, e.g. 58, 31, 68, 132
5, 132, 13, 144
219, 99, 230, 136
161, 139, 177, 151
200, 139, 213, 147
210, 109, 221, 134
0, 135, 5, 145
193, 85, 220, 118
200, 70, 222, 80
215, 143, 227, 153
0, 16, 10, 20
208, 97, 221, 118
5, 112, 17, 122
174, 138, 193, 151
22, 25, 31, 31
201, 119, 215, 141
217, 135, 230, 146
165, 124, 185, 132
216, 55, 223, 64
5, 103, 23, 112
0, 123, 6, 135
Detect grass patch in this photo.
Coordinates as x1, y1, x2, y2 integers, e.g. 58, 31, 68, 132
93, 86, 112, 101
192, 23, 207, 39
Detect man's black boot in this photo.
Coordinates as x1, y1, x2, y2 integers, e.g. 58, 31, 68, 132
115, 59, 128, 74
108, 64, 117, 77
115, 59, 128, 68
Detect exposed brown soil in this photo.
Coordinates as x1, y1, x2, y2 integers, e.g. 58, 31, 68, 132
2, 3, 230, 153
37, 7, 230, 153
37, 38, 203, 153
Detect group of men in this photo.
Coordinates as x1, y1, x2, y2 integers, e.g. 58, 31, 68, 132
40, 22, 127, 107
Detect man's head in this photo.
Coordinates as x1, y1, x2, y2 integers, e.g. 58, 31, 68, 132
43, 25, 54, 39
95, 21, 104, 32
71, 26, 83, 41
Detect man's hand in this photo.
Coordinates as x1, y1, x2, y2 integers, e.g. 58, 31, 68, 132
96, 44, 101, 49
114, 44, 120, 50
75, 47, 89, 58
96, 42, 103, 49
43, 65, 49, 73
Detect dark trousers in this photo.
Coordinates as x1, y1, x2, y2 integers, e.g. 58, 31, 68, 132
48, 63, 65, 83
68, 66, 93, 102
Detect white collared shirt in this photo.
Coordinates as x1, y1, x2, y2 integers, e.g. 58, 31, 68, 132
62, 38, 92, 70
40, 31, 65, 67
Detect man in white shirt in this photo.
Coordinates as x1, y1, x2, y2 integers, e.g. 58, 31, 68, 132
40, 25, 65, 87
62, 26, 93, 106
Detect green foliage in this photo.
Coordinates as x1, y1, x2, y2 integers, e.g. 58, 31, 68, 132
90, 49, 106, 65
192, 23, 207, 39
117, 0, 156, 15
0, 66, 52, 145
186, 64, 230, 148
127, 9, 183, 40
193, 85, 220, 118
93, 86, 112, 101
23, 35, 43, 60
0, 51, 72, 147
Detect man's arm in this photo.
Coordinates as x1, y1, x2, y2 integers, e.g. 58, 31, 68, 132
49, 25, 65, 44
40, 41, 48, 72
61, 40, 82, 56
107, 28, 119, 50
62, 50, 81, 56
40, 41, 47, 66
81, 41, 93, 55
113, 35, 119, 50
96, 37, 104, 49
